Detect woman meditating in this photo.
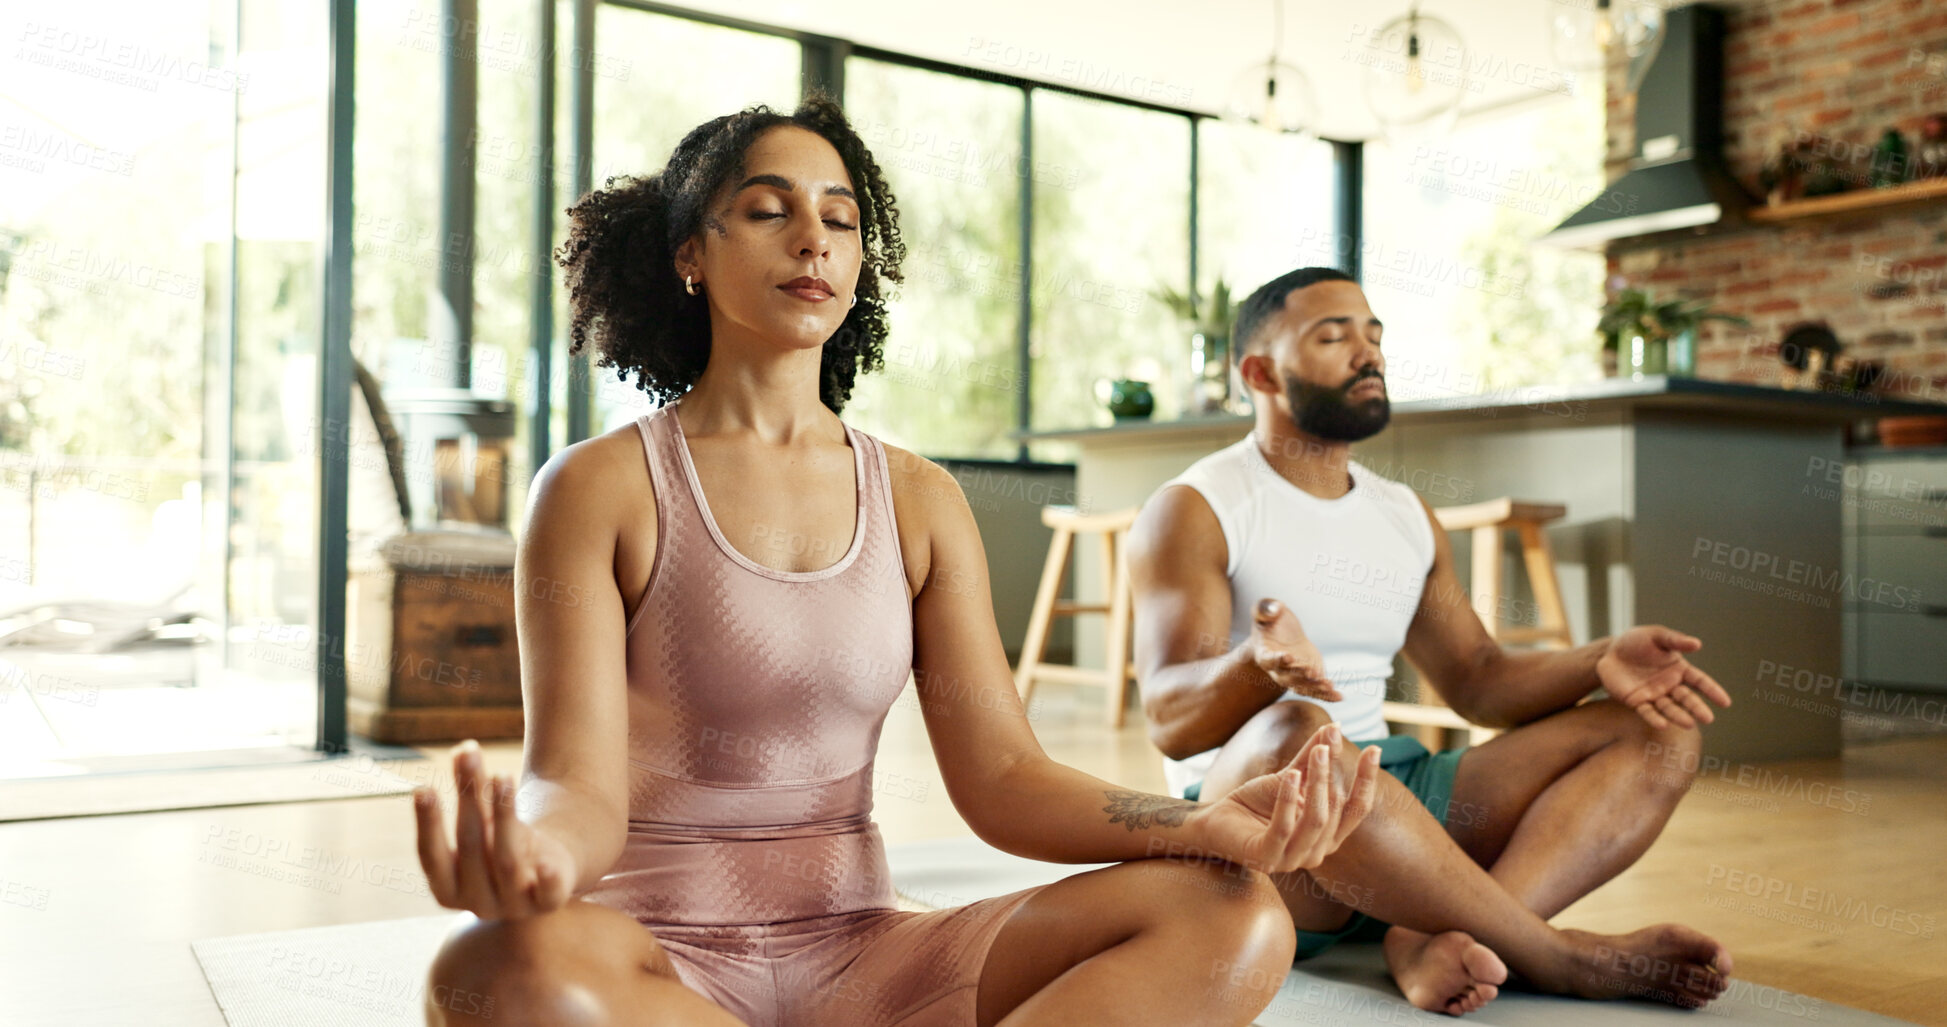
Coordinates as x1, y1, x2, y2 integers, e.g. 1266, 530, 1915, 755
410, 95, 1382, 1027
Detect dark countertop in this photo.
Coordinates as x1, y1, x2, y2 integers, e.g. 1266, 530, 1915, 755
1014, 375, 1947, 442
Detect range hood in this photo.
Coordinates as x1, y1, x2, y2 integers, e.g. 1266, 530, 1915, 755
1541, 4, 1749, 250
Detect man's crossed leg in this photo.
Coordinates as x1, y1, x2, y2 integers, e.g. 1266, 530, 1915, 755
1194, 696, 1729, 1016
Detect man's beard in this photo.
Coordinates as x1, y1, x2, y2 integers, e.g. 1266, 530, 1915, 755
1283, 368, 1390, 442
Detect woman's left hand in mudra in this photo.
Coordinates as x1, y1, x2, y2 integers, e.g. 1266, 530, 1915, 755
1183, 723, 1381, 874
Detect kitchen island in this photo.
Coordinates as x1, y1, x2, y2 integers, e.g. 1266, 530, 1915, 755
1018, 376, 1947, 762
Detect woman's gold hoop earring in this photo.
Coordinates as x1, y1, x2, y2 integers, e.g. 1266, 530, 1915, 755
684, 275, 700, 296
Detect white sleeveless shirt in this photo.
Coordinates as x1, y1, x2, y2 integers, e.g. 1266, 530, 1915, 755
1153, 432, 1437, 798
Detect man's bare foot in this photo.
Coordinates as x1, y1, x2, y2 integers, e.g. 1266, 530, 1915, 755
1382, 926, 1508, 1016
1536, 925, 1732, 1009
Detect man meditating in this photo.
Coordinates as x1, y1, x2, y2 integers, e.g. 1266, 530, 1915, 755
1126, 266, 1737, 1017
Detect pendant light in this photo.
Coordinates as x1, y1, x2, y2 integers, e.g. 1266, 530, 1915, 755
1549, 0, 1666, 82
1362, 3, 1466, 134
1223, 0, 1317, 139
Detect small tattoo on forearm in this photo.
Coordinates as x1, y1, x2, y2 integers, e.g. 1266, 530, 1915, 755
1102, 790, 1197, 831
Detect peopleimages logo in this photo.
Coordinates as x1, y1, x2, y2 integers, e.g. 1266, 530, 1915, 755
1755, 659, 1947, 729
1689, 535, 1924, 611
1706, 864, 1936, 939
15, 21, 251, 93
1643, 741, 1873, 815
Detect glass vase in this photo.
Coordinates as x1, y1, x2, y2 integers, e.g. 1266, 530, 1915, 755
1188, 331, 1231, 414
1628, 334, 1667, 380
1666, 329, 1697, 377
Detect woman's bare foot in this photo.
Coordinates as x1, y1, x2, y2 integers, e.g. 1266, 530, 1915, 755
1382, 926, 1508, 1016
1533, 925, 1732, 1009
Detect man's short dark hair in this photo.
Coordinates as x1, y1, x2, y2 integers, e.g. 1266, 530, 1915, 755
1234, 266, 1358, 355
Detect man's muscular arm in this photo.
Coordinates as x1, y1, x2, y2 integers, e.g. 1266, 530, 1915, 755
1127, 486, 1277, 760
1402, 494, 1731, 730
1128, 486, 1341, 761
1400, 493, 1612, 728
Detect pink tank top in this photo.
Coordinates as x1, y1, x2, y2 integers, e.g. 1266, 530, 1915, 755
593, 400, 915, 927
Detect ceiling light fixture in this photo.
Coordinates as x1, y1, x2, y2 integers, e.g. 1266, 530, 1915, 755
1362, 3, 1467, 137
1223, 0, 1318, 139
1550, 0, 1667, 88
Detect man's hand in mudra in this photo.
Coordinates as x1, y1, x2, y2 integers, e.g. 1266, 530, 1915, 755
1597, 626, 1733, 731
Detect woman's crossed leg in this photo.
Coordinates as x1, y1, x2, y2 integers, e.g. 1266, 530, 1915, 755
427, 899, 742, 1027
976, 858, 1297, 1026
424, 857, 1298, 1027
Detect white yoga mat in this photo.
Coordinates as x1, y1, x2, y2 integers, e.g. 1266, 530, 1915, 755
191, 836, 1920, 1027
193, 914, 463, 1027
887, 836, 1919, 1027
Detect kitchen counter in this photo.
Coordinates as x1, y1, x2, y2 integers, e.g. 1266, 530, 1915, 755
1020, 377, 1947, 763
1016, 375, 1947, 443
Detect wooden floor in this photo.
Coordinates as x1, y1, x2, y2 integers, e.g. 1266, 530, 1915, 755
2, 681, 1944, 1025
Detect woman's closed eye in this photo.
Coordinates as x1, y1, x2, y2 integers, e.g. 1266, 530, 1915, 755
746, 209, 856, 232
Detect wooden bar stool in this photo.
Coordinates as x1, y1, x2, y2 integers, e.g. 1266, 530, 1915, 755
1382, 497, 1575, 749
1013, 505, 1141, 727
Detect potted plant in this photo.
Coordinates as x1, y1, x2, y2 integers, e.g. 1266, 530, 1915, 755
1152, 277, 1239, 414
1598, 287, 1750, 380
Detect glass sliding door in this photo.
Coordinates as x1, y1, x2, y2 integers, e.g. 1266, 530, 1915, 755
1195, 118, 1340, 303
1029, 93, 1192, 444
839, 57, 1025, 461
0, 0, 325, 777
219, 0, 332, 747
1358, 89, 1607, 399
349, 0, 551, 525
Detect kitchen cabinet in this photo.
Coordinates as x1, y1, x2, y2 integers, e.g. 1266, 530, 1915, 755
1844, 448, 1947, 692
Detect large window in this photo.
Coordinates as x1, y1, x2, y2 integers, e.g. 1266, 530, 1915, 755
471, 0, 563, 520
840, 58, 1024, 460
835, 53, 1356, 462
0, 0, 325, 775
1196, 119, 1340, 309
1358, 88, 1608, 402
1029, 93, 1193, 435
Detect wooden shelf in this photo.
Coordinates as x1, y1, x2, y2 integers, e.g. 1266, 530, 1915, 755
1747, 176, 1947, 223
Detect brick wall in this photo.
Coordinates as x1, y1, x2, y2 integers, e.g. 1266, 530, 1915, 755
1603, 0, 1947, 399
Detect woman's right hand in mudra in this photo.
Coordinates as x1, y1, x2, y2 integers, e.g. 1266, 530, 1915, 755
1181, 722, 1380, 875
413, 739, 579, 919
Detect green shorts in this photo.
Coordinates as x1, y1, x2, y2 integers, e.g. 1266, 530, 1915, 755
1183, 733, 1467, 961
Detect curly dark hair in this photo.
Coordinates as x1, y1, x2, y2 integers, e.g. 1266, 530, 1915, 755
553, 92, 905, 413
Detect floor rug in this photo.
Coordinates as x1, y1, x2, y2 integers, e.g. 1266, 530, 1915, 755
189, 835, 1920, 1026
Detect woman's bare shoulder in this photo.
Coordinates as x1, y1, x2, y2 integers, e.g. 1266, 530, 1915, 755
877, 440, 964, 518
875, 440, 966, 590
524, 420, 657, 538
